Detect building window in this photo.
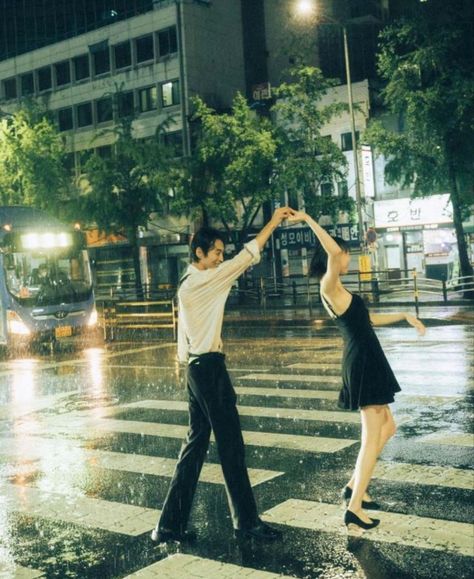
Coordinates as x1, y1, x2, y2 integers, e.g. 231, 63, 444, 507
92, 45, 110, 76
96, 145, 112, 158
164, 131, 183, 156
160, 80, 180, 107
55, 61, 71, 87
341, 131, 359, 152
135, 35, 154, 63
73, 54, 90, 81
158, 26, 178, 58
96, 97, 113, 123
37, 67, 52, 92
64, 152, 76, 174
320, 182, 334, 197
337, 180, 349, 197
57, 107, 74, 132
138, 86, 157, 112
114, 41, 132, 70
20, 73, 35, 96
78, 148, 94, 170
3, 78, 17, 99
76, 102, 93, 127
117, 91, 134, 118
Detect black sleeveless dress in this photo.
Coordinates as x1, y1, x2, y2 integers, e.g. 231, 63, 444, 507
322, 293, 401, 410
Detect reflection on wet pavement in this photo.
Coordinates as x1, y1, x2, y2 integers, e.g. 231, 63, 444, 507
0, 323, 473, 578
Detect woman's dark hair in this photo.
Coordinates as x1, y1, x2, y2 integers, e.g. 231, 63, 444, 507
190, 227, 225, 262
309, 236, 350, 280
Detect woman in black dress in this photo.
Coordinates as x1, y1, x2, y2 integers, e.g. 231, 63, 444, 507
290, 211, 425, 534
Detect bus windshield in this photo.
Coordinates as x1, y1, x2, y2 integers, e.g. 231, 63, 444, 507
4, 248, 93, 307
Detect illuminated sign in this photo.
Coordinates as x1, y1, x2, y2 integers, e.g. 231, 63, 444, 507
279, 223, 359, 249
374, 194, 453, 229
21, 232, 73, 250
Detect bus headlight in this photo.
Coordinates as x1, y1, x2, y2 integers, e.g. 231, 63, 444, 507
7, 310, 31, 335
87, 308, 98, 327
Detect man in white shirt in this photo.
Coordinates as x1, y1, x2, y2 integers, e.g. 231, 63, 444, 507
151, 207, 293, 543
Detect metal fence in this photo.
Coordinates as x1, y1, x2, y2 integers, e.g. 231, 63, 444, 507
94, 270, 473, 337
227, 270, 474, 316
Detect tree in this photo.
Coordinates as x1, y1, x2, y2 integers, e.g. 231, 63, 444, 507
365, 0, 474, 290
0, 103, 70, 213
171, 93, 278, 243
271, 65, 355, 222
78, 117, 172, 296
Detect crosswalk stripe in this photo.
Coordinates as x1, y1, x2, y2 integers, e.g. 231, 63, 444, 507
0, 483, 159, 536
288, 362, 470, 374
0, 438, 283, 487
234, 386, 461, 407
124, 554, 294, 578
419, 432, 474, 447
235, 386, 340, 400
262, 499, 474, 557
0, 391, 79, 421
241, 371, 472, 392
18, 414, 357, 454
374, 461, 474, 490
0, 564, 44, 578
239, 373, 341, 384
118, 399, 360, 424
107, 364, 271, 373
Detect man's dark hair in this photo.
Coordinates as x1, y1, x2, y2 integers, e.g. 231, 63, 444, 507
309, 236, 350, 280
190, 227, 225, 262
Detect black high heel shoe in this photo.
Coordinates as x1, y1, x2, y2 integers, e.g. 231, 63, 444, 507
342, 486, 381, 510
344, 510, 380, 534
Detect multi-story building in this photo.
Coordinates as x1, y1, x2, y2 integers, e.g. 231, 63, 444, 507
0, 0, 249, 287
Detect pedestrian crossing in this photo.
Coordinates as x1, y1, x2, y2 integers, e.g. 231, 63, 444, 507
15, 413, 358, 454
0, 482, 160, 536
261, 499, 473, 556
124, 554, 294, 578
0, 565, 44, 579
1, 334, 473, 577
0, 437, 283, 487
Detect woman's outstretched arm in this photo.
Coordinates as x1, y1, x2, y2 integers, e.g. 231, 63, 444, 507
370, 312, 426, 335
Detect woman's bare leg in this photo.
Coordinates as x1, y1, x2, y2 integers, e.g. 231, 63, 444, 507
347, 405, 385, 523
346, 406, 396, 495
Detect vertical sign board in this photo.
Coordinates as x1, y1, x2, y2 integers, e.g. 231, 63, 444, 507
361, 145, 376, 198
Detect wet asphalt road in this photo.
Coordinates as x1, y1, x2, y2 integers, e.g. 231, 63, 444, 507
0, 315, 473, 578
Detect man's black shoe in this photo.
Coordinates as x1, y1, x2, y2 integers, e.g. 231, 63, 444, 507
150, 527, 197, 543
234, 520, 283, 541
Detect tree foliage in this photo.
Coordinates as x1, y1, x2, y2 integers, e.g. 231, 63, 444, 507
271, 65, 355, 222
171, 93, 277, 239
78, 117, 171, 243
365, 0, 474, 279
77, 117, 173, 294
0, 103, 69, 213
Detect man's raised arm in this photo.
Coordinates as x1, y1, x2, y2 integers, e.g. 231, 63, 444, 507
255, 207, 295, 251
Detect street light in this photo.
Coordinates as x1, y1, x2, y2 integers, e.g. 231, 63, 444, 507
295, 0, 366, 246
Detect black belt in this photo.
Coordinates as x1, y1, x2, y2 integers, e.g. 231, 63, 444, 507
189, 352, 225, 365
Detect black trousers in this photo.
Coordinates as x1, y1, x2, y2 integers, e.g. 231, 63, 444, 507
158, 352, 258, 532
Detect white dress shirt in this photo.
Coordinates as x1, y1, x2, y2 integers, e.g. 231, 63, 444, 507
177, 239, 261, 363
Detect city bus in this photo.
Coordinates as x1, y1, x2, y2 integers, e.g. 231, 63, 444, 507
0, 206, 97, 349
